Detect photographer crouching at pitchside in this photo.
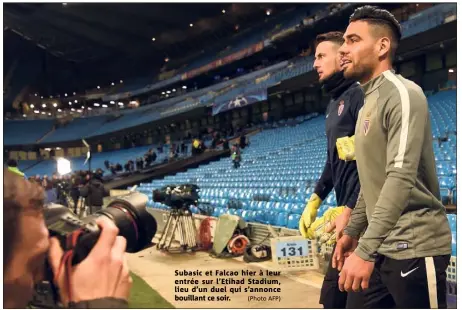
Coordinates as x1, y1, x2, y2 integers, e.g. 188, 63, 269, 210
3, 169, 132, 308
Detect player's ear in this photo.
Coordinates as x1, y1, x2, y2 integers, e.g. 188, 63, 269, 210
377, 37, 391, 59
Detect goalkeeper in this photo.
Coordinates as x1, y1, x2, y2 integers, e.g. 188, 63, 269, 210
299, 32, 364, 308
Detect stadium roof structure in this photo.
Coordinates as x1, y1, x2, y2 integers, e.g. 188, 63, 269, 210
4, 3, 300, 65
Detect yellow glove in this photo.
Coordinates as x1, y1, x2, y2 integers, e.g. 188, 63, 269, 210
307, 206, 345, 244
299, 193, 322, 238
336, 136, 356, 161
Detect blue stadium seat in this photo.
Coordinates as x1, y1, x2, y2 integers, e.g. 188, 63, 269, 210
287, 214, 301, 230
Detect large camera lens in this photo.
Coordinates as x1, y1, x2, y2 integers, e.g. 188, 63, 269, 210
83, 192, 157, 252
152, 189, 166, 203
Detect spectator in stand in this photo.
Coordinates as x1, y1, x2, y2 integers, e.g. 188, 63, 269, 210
231, 144, 242, 169
124, 162, 130, 173
151, 151, 157, 163
136, 157, 144, 170
144, 154, 152, 167
169, 147, 178, 162
181, 141, 187, 154
211, 132, 221, 149
239, 134, 248, 149
223, 139, 230, 150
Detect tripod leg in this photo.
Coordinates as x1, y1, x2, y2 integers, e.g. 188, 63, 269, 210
179, 215, 188, 250
189, 212, 199, 248
185, 215, 195, 248
157, 212, 173, 249
166, 214, 180, 250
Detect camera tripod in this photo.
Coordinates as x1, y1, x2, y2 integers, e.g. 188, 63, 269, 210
156, 206, 198, 253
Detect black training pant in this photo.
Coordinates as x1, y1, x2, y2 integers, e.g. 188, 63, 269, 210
362, 254, 450, 308
320, 243, 364, 308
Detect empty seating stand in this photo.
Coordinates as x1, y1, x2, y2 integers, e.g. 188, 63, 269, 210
141, 90, 457, 230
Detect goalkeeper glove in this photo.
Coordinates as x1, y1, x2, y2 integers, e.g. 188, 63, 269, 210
299, 193, 322, 238
307, 206, 345, 244
336, 135, 356, 161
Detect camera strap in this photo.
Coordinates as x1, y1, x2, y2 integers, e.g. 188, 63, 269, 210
54, 228, 84, 303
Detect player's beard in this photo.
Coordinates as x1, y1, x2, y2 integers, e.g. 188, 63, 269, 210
344, 61, 375, 84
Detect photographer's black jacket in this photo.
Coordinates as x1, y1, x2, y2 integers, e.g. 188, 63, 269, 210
313, 71, 364, 209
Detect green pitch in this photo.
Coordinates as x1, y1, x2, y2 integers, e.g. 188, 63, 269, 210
129, 272, 175, 308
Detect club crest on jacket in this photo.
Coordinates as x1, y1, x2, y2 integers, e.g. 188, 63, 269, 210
363, 118, 370, 136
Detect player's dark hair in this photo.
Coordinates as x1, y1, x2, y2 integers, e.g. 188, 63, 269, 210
349, 5, 402, 60
315, 31, 344, 48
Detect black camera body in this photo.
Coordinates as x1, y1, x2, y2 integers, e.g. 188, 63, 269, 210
152, 184, 200, 210
31, 192, 157, 308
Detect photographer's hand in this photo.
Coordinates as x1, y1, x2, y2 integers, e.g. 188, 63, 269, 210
49, 217, 132, 307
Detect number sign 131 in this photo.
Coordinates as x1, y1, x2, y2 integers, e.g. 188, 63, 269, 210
276, 240, 309, 258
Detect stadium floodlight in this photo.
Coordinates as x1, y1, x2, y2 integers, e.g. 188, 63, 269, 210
30, 104, 35, 108
57, 158, 71, 176
222, 9, 226, 13
110, 101, 115, 104
42, 104, 46, 108
94, 103, 100, 107
102, 104, 108, 108
190, 23, 193, 27
182, 85, 187, 89
166, 90, 171, 94
152, 37, 156, 41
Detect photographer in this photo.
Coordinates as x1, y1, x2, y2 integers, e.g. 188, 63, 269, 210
79, 171, 109, 214
4, 169, 132, 308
